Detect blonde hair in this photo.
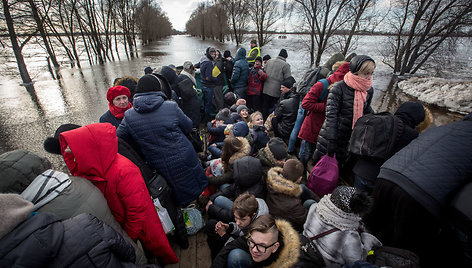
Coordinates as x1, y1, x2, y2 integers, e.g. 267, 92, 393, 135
332, 61, 348, 72
356, 60, 376, 75
248, 111, 263, 128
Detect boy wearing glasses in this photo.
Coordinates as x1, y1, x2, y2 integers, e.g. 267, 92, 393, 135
211, 214, 324, 267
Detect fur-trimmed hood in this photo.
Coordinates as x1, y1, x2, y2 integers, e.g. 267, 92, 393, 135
257, 145, 278, 167
228, 137, 251, 165
267, 167, 302, 198
266, 219, 301, 268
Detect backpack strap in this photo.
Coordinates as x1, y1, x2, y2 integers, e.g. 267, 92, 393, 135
318, 79, 330, 102
310, 227, 339, 240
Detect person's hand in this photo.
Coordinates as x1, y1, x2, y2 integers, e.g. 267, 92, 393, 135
215, 221, 229, 237
210, 144, 216, 147
205, 200, 213, 213
257, 69, 264, 76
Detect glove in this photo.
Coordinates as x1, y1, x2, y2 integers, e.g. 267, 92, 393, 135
327, 142, 336, 157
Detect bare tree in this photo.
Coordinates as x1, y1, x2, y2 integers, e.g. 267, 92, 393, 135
135, 0, 172, 45
220, 0, 247, 45
246, 0, 281, 46
383, 0, 472, 75
294, 0, 350, 66
2, 0, 33, 86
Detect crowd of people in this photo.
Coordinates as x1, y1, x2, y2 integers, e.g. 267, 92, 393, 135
0, 41, 471, 268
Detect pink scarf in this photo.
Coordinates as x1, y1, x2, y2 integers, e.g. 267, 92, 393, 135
344, 72, 372, 129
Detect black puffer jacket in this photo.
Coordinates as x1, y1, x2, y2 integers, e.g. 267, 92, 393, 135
0, 213, 139, 267
313, 81, 374, 163
275, 90, 300, 139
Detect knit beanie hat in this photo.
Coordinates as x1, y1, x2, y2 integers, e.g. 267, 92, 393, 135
223, 50, 232, 58
268, 138, 288, 160
278, 49, 288, 59
106, 85, 131, 103
255, 56, 263, 63
263, 55, 271, 61
0, 194, 34, 239
144, 66, 153, 74
236, 105, 248, 115
216, 108, 231, 122
136, 74, 162, 93
251, 40, 257, 45
283, 159, 304, 182
330, 186, 372, 214
281, 77, 295, 89
232, 121, 249, 137
44, 124, 81, 155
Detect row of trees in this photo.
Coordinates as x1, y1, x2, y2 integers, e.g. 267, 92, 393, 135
1, 0, 173, 87
186, 0, 472, 75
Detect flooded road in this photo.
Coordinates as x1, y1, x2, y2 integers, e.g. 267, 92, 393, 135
0, 34, 466, 167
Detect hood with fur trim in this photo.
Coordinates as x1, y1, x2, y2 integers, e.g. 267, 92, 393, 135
267, 219, 301, 268
228, 137, 251, 165
267, 167, 302, 198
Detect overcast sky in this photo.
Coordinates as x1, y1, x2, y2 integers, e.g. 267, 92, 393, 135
159, 0, 203, 31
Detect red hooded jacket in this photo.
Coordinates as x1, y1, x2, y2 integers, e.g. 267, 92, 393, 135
298, 63, 350, 144
59, 123, 178, 264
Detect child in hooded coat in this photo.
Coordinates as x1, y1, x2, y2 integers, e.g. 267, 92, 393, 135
59, 123, 178, 264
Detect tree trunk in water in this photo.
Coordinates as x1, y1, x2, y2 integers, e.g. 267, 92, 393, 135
28, 0, 60, 69
3, 0, 33, 86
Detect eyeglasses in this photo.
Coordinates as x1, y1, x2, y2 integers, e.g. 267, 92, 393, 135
247, 237, 277, 253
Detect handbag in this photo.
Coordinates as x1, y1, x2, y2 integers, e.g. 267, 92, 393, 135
307, 154, 339, 197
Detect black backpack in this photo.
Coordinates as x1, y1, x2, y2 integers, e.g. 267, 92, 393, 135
295, 67, 326, 98
348, 112, 404, 159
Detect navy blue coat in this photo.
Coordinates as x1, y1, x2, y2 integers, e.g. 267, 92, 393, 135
230, 48, 249, 89
99, 110, 122, 129
117, 91, 208, 205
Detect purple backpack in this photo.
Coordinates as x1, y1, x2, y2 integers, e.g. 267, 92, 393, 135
307, 154, 339, 197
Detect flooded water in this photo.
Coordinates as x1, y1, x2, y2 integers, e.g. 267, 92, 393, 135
0, 34, 467, 167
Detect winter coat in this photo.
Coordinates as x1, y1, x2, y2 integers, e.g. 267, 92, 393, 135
99, 110, 122, 129
299, 63, 350, 144
352, 101, 426, 183
250, 125, 270, 155
266, 167, 307, 232
303, 195, 382, 266
256, 144, 284, 174
212, 219, 323, 268
313, 80, 374, 163
230, 48, 249, 89
199, 54, 218, 87
223, 58, 234, 83
0, 212, 139, 267
263, 56, 292, 98
247, 65, 267, 96
215, 56, 226, 86
117, 91, 208, 206
215, 155, 266, 200
0, 149, 148, 264
377, 118, 472, 218
275, 90, 300, 139
60, 123, 177, 264
177, 75, 201, 128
